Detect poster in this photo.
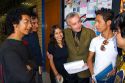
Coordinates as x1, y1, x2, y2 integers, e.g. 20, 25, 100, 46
64, 0, 112, 35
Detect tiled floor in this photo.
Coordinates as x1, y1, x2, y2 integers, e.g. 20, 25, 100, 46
42, 72, 51, 83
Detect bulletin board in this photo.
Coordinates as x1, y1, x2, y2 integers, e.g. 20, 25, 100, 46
64, 0, 113, 35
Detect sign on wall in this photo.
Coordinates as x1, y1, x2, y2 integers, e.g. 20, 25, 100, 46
64, 0, 112, 35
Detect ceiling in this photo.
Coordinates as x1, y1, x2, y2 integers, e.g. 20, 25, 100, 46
0, 0, 26, 15
0, 0, 52, 15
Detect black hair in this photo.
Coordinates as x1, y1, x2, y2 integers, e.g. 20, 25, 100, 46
5, 7, 30, 35
111, 12, 125, 38
49, 25, 65, 47
95, 8, 114, 22
30, 12, 38, 20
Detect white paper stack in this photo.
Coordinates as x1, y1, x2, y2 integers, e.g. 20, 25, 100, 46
64, 60, 88, 74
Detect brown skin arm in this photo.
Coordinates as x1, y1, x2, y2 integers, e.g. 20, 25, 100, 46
87, 51, 95, 75
46, 52, 62, 81
87, 51, 95, 83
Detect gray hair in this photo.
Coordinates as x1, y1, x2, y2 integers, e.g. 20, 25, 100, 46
66, 12, 79, 25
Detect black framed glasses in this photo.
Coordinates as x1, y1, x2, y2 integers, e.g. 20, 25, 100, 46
100, 40, 109, 51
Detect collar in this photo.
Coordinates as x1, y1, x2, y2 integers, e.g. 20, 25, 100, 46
99, 34, 116, 41
72, 29, 82, 40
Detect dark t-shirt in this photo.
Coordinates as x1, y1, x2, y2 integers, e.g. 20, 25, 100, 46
23, 32, 42, 66
48, 42, 68, 76
0, 39, 34, 83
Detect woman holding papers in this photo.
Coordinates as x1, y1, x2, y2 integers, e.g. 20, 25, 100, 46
47, 25, 68, 83
87, 8, 118, 83
111, 11, 125, 82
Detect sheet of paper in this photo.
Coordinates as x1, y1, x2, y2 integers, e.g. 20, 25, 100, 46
80, 3, 87, 16
86, 2, 97, 18
98, 0, 112, 9
64, 60, 88, 74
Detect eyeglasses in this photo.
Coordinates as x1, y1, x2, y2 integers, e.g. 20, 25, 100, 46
100, 40, 109, 51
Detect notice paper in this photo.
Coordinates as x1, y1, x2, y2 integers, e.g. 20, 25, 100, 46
64, 60, 88, 74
